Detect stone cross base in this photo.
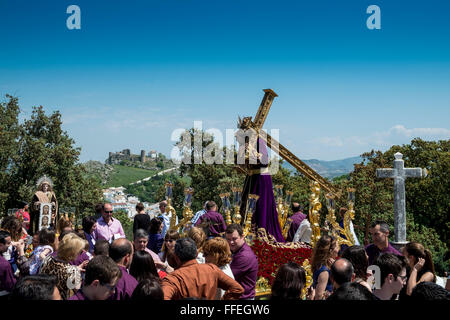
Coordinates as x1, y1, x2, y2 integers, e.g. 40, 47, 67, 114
390, 241, 408, 252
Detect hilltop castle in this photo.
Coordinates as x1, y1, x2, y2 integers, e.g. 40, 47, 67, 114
106, 149, 158, 165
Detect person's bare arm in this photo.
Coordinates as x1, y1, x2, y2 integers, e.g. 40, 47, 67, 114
314, 271, 329, 300
218, 269, 244, 300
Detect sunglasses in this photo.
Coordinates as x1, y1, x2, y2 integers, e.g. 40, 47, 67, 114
398, 275, 407, 281
104, 210, 113, 213
165, 239, 175, 243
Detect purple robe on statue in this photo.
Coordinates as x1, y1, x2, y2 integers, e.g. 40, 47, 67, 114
240, 138, 285, 242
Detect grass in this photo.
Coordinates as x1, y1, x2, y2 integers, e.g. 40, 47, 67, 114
105, 165, 157, 188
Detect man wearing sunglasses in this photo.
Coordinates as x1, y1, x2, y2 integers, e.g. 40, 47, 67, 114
373, 253, 407, 300
94, 203, 126, 243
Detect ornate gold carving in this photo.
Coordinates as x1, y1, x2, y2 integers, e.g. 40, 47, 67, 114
309, 181, 322, 248
301, 259, 313, 299
255, 277, 271, 296
325, 193, 354, 247
256, 228, 310, 249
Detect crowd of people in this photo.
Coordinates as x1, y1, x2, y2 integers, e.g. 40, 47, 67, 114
0, 200, 448, 301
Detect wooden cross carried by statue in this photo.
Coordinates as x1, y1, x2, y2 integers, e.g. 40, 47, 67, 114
236, 89, 352, 246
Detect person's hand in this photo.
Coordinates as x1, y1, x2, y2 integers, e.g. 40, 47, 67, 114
155, 261, 166, 270
327, 257, 335, 267
13, 239, 26, 256
414, 258, 425, 272
306, 286, 315, 300
77, 260, 89, 272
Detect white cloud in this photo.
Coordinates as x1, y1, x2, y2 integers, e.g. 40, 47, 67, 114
315, 125, 450, 150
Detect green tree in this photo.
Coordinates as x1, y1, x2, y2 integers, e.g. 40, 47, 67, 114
0, 95, 103, 221
348, 138, 449, 274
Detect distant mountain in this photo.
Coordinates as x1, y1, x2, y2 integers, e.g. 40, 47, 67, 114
281, 156, 364, 179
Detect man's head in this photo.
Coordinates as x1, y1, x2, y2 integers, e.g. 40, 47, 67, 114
133, 229, 149, 251
102, 203, 113, 223
109, 238, 134, 268
374, 253, 407, 295
370, 220, 390, 248
291, 202, 303, 213
205, 201, 217, 212
330, 258, 355, 289
174, 237, 198, 263
11, 274, 61, 300
0, 230, 12, 254
94, 239, 110, 256
159, 201, 167, 214
410, 281, 450, 301
83, 255, 122, 300
327, 282, 376, 301
136, 202, 145, 213
225, 223, 245, 253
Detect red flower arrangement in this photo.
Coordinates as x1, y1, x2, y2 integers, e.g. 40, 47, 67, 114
251, 239, 312, 286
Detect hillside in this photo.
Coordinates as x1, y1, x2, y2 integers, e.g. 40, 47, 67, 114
282, 156, 364, 179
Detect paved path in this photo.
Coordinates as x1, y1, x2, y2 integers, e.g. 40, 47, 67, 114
129, 166, 178, 185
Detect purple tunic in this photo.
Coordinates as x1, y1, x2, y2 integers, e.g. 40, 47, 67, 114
286, 211, 307, 242
195, 210, 227, 237
230, 242, 258, 300
365, 243, 402, 266
111, 265, 138, 300
240, 138, 285, 242
69, 290, 88, 300
0, 256, 16, 293
70, 251, 91, 266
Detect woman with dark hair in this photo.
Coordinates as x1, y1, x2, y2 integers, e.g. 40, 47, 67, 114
158, 230, 180, 272
341, 245, 372, 292
271, 262, 306, 300
131, 278, 164, 300
1, 215, 25, 274
133, 203, 151, 238
130, 250, 164, 282
404, 242, 436, 296
147, 218, 163, 254
311, 235, 339, 300
82, 216, 97, 254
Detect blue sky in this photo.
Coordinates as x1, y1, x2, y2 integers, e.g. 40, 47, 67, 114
1, 0, 449, 162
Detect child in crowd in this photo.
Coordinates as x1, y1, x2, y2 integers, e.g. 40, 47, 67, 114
29, 228, 56, 275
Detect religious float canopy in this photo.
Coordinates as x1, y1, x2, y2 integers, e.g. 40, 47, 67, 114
166, 89, 358, 299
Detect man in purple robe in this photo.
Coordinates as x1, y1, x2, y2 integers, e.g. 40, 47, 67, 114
238, 135, 285, 242
286, 203, 307, 242
69, 255, 121, 300
225, 224, 258, 300
365, 220, 402, 265
108, 238, 138, 300
195, 201, 227, 237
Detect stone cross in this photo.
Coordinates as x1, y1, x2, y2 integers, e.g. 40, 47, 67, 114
376, 152, 427, 245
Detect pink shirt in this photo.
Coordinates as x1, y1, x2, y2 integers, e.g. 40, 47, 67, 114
144, 248, 162, 264
94, 217, 125, 243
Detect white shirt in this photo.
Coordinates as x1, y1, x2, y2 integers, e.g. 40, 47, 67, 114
293, 219, 312, 244
216, 264, 235, 300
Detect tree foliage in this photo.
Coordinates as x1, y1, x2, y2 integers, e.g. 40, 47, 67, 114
0, 95, 103, 220
348, 138, 449, 273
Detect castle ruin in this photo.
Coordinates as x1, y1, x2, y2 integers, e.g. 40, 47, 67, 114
106, 149, 158, 165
